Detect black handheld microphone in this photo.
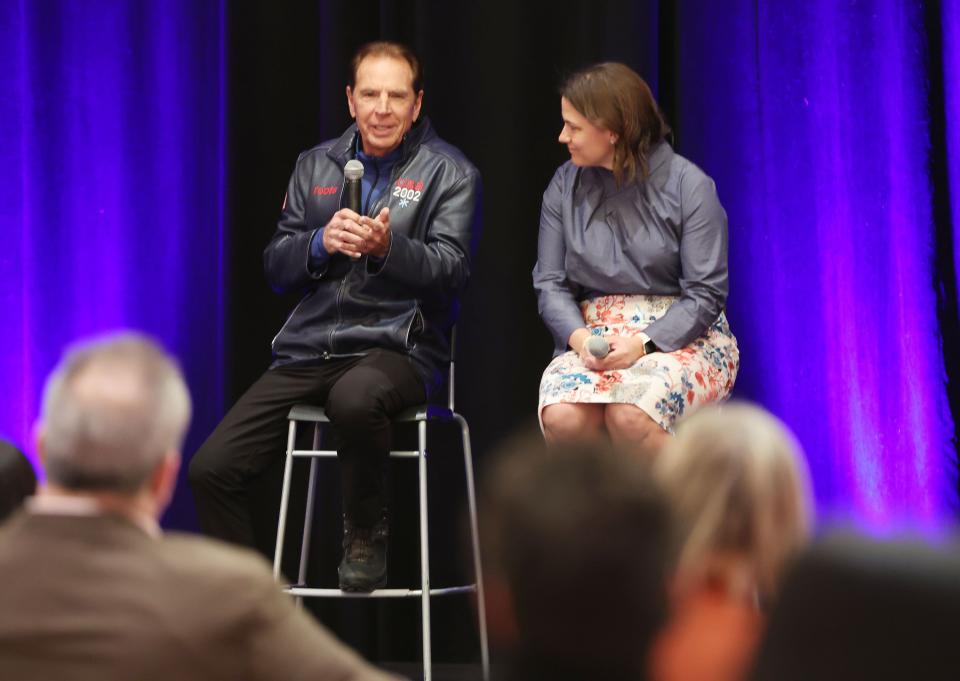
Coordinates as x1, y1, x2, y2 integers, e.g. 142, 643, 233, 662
344, 159, 364, 213
585, 336, 609, 359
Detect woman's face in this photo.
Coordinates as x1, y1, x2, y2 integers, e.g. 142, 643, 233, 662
558, 97, 616, 169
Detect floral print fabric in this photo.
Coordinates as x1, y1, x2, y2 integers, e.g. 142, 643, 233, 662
538, 294, 739, 433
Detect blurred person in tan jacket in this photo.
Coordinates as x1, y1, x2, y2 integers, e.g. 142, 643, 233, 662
0, 332, 401, 681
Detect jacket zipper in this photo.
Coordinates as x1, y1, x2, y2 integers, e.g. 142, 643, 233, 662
363, 160, 380, 215
330, 153, 417, 355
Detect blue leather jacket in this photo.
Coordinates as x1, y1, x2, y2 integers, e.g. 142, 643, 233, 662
264, 118, 481, 396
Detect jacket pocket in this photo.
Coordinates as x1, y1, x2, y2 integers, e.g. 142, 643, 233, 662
405, 305, 424, 350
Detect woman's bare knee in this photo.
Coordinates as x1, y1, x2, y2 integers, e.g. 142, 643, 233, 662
542, 403, 604, 443
604, 404, 669, 452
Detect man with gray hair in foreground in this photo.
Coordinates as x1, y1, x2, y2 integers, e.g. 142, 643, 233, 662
0, 333, 398, 681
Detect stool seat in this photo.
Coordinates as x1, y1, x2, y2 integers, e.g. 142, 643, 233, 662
287, 403, 456, 424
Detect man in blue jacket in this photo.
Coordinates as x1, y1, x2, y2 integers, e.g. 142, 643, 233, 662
190, 41, 481, 592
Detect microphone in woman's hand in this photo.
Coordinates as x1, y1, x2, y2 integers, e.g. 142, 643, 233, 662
585, 336, 609, 359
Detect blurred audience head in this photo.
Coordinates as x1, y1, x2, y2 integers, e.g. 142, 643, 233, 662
654, 402, 813, 600
0, 440, 36, 523
750, 533, 960, 681
479, 431, 670, 681
36, 332, 191, 513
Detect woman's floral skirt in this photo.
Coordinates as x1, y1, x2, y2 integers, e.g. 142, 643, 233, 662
538, 294, 740, 433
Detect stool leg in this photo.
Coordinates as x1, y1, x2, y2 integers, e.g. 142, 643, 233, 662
456, 414, 490, 681
273, 419, 298, 580
417, 419, 432, 681
297, 425, 322, 592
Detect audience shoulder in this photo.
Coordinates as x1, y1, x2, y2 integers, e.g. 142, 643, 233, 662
157, 532, 279, 592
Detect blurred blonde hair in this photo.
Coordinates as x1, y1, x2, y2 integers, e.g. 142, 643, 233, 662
653, 402, 813, 599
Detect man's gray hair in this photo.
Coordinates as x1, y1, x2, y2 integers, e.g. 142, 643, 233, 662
39, 332, 192, 493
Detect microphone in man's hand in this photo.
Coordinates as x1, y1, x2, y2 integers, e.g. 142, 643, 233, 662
585, 336, 609, 359
344, 160, 364, 213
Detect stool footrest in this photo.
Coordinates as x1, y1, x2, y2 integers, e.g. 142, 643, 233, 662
291, 449, 420, 459
283, 585, 477, 599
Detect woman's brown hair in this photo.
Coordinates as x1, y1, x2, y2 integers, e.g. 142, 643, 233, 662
561, 62, 671, 185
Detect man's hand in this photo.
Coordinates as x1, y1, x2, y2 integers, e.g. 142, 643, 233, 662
359, 207, 392, 259
338, 207, 392, 260
322, 209, 366, 259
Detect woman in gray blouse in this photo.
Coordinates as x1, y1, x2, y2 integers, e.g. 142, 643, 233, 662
534, 62, 739, 452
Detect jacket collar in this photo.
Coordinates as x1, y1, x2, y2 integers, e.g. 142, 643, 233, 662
328, 117, 435, 166
26, 494, 161, 538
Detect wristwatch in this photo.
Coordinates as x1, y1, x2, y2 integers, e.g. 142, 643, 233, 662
639, 332, 658, 356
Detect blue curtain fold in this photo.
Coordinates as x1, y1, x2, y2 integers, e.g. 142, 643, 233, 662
0, 0, 227, 527
676, 0, 957, 527
945, 1, 960, 324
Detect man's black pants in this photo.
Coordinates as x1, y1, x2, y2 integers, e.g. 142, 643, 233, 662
189, 349, 426, 548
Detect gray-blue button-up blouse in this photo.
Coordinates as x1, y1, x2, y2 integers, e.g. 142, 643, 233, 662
533, 141, 729, 355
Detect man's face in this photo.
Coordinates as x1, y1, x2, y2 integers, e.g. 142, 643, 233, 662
346, 55, 423, 157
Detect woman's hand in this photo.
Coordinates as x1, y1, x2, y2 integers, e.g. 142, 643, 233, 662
569, 328, 593, 363
585, 335, 646, 371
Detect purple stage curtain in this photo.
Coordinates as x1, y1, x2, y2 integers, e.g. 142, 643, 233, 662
0, 0, 227, 528
675, 0, 956, 528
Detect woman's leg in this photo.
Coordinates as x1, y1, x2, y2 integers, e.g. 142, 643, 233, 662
541, 402, 606, 444
604, 404, 670, 455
